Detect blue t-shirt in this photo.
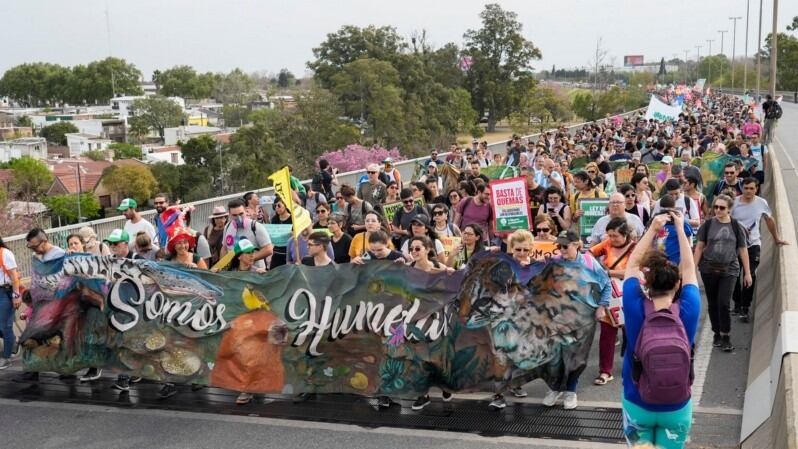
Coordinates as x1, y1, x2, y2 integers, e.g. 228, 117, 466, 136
622, 277, 700, 411
654, 222, 693, 264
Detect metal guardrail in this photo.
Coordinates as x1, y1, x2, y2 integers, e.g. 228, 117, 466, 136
4, 107, 645, 278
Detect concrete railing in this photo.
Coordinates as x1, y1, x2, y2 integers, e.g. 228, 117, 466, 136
4, 107, 645, 279
740, 138, 798, 447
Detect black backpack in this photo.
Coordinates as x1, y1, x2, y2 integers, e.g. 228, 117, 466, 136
766, 102, 783, 120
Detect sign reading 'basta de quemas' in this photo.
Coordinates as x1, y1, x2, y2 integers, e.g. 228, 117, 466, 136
22, 253, 605, 396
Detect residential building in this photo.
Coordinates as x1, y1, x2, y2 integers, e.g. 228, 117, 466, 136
0, 137, 48, 162
65, 133, 113, 157
163, 125, 221, 145
144, 145, 185, 165
0, 127, 33, 140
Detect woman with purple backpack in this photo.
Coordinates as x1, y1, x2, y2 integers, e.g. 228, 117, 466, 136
620, 210, 700, 449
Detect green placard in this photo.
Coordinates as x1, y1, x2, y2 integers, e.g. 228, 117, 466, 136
578, 198, 609, 238
264, 224, 293, 247
382, 198, 424, 222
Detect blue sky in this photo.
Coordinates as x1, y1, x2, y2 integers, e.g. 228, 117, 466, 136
2, 0, 796, 79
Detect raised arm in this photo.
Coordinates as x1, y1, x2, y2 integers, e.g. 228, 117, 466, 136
671, 211, 697, 286
624, 213, 668, 280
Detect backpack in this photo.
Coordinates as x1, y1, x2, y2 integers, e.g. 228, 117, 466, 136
632, 299, 694, 405
766, 102, 783, 120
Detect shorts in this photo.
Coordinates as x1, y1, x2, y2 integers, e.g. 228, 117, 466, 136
622, 397, 693, 449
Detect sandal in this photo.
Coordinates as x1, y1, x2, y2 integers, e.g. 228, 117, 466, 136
236, 392, 253, 404
593, 373, 614, 385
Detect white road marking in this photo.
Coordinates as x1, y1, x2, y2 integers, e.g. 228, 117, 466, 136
690, 315, 715, 406
774, 136, 796, 170
0, 397, 626, 448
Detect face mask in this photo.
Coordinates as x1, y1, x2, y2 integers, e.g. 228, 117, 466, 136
235, 216, 244, 228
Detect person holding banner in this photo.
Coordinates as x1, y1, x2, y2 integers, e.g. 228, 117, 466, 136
220, 199, 274, 271
590, 217, 635, 386
268, 198, 293, 269
349, 211, 393, 261
326, 215, 352, 264
570, 172, 607, 225
400, 215, 445, 261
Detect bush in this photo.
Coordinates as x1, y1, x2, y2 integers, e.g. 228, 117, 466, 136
319, 144, 405, 173
469, 125, 486, 139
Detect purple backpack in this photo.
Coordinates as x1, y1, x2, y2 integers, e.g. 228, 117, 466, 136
632, 300, 694, 405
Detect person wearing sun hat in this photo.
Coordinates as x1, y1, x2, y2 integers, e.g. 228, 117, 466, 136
118, 198, 158, 246
229, 238, 265, 273
202, 206, 229, 267
165, 227, 206, 269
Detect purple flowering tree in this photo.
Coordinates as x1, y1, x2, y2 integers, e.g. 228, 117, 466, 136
319, 144, 405, 173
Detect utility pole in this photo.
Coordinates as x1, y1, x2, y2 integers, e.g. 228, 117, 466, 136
718, 30, 728, 90
696, 45, 703, 81
756, 0, 763, 100
707, 39, 715, 84
770, 0, 778, 96
744, 0, 751, 91
730, 16, 742, 88
684, 49, 690, 84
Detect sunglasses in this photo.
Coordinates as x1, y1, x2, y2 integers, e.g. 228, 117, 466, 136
403, 199, 415, 204
724, 171, 735, 175
587, 170, 597, 175
367, 171, 377, 174
559, 244, 571, 249
713, 205, 728, 211
410, 246, 425, 252
625, 193, 636, 198
336, 196, 343, 200
433, 211, 446, 216
536, 228, 551, 233
513, 247, 531, 253
316, 209, 328, 213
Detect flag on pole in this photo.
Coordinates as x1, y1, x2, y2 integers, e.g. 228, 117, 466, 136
268, 167, 311, 238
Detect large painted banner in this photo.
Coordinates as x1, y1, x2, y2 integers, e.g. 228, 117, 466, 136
22, 253, 605, 396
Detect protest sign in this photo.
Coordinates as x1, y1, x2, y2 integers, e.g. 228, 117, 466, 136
23, 253, 605, 397
481, 165, 519, 180
489, 177, 532, 234
440, 236, 461, 259
382, 198, 424, 222
615, 167, 634, 185
644, 95, 683, 122
531, 241, 560, 261
264, 224, 293, 247
578, 198, 609, 238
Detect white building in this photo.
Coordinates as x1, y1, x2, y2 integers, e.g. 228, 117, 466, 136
0, 137, 48, 162
163, 125, 221, 146
65, 133, 112, 157
144, 145, 185, 165
112, 95, 186, 119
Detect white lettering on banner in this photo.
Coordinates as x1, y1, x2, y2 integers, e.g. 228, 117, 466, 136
287, 288, 447, 356
108, 275, 228, 335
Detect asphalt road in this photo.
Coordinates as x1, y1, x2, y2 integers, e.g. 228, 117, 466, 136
9, 105, 798, 449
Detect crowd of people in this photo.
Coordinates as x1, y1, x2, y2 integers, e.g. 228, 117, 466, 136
0, 91, 786, 449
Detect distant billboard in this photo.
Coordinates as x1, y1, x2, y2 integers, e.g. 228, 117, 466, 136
624, 55, 644, 67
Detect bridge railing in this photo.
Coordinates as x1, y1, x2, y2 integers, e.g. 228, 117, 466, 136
4, 108, 645, 279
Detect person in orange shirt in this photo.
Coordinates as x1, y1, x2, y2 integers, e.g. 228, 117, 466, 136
590, 217, 635, 386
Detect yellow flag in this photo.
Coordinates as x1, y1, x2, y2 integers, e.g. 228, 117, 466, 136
267, 167, 295, 213
291, 205, 313, 238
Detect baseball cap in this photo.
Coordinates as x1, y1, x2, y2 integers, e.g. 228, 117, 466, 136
410, 215, 430, 227
117, 198, 137, 211
661, 155, 674, 164
104, 229, 130, 243
556, 230, 581, 246
234, 238, 256, 255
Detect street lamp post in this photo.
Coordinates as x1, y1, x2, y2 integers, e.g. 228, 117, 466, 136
730, 16, 742, 88
718, 30, 728, 90
684, 49, 690, 84
756, 0, 763, 100
76, 162, 82, 223
707, 39, 715, 85
770, 0, 778, 96
695, 45, 702, 81
744, 0, 751, 91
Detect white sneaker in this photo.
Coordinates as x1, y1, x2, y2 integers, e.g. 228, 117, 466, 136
542, 390, 562, 407
562, 392, 578, 410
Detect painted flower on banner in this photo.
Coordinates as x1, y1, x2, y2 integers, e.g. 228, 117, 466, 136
379, 358, 406, 392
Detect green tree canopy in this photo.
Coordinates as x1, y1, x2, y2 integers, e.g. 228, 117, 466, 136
43, 193, 100, 224
109, 142, 144, 160
9, 156, 53, 203
40, 121, 79, 145
101, 164, 158, 205
214, 69, 256, 104
83, 149, 109, 161
129, 96, 185, 139
462, 3, 542, 131
156, 65, 218, 99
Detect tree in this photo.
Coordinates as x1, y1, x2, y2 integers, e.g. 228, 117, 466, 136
43, 193, 100, 224
83, 150, 109, 161
149, 161, 215, 202
156, 65, 218, 99
226, 122, 287, 191
330, 58, 406, 147
308, 25, 407, 88
101, 164, 158, 205
221, 104, 250, 127
0, 62, 71, 106
277, 69, 296, 88
762, 32, 798, 91
109, 142, 143, 160
15, 116, 33, 128
462, 4, 542, 131
509, 85, 572, 134
129, 96, 184, 139
10, 157, 53, 204
40, 122, 79, 145
214, 69, 255, 104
